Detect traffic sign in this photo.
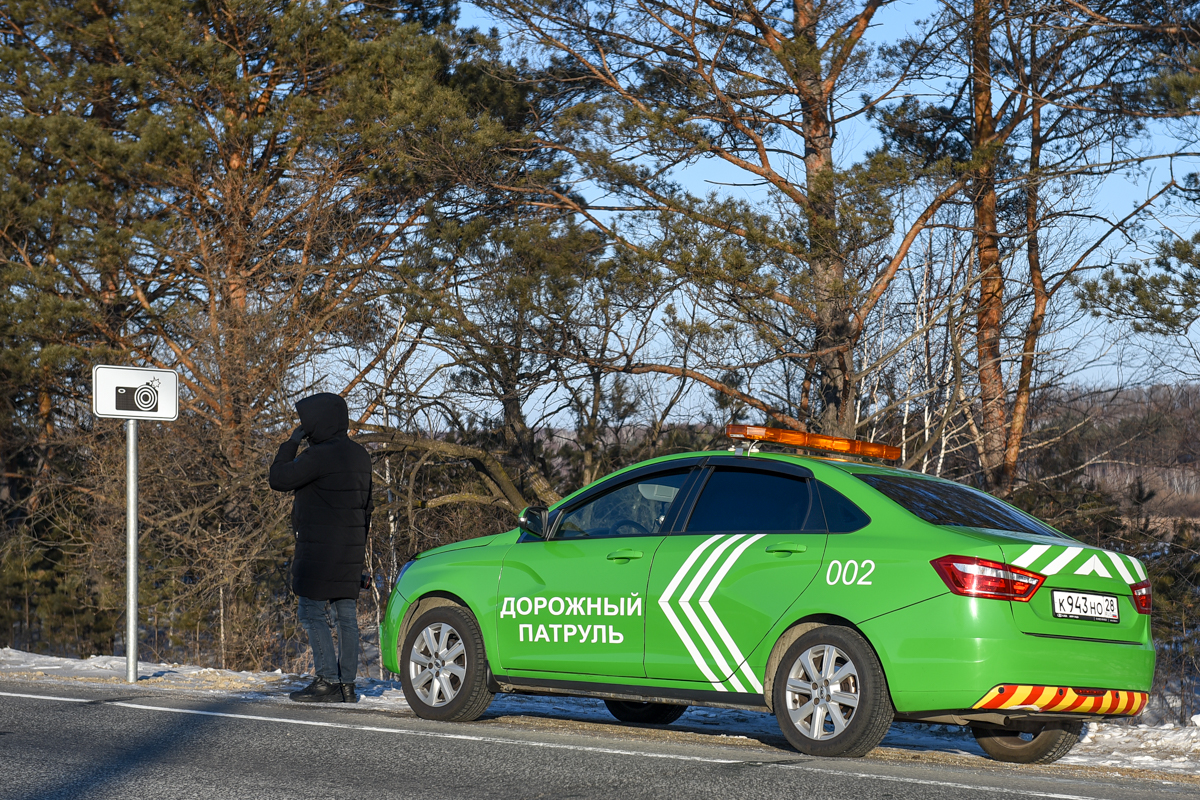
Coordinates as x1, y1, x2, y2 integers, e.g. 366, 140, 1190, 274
92, 364, 180, 684
92, 365, 179, 421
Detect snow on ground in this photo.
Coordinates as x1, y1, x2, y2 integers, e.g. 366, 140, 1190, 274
2, 647, 1197, 775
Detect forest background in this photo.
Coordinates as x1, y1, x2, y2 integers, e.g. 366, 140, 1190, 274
2, 0, 1200, 723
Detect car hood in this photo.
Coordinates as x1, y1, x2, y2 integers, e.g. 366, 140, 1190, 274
414, 531, 515, 559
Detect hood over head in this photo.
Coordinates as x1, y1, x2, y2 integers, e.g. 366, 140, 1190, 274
295, 393, 349, 444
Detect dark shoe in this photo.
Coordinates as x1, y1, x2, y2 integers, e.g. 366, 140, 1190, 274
289, 677, 344, 703
341, 683, 358, 703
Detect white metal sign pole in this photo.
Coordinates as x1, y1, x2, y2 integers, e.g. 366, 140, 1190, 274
126, 418, 138, 684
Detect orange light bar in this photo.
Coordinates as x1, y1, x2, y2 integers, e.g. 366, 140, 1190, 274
726, 424, 901, 461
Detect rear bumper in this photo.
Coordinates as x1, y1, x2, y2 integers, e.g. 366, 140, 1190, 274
860, 593, 1154, 715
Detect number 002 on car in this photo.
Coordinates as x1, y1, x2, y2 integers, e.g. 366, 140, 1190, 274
1052, 590, 1119, 623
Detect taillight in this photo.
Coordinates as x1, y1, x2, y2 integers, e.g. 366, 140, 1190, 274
931, 555, 1045, 602
1130, 580, 1152, 614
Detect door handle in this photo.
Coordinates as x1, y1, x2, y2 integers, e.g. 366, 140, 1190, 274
606, 549, 644, 562
765, 542, 807, 556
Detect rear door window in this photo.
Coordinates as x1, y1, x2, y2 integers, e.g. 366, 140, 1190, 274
855, 474, 1065, 537
684, 468, 821, 533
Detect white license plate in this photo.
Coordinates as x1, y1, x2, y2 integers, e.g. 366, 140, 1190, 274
1051, 590, 1120, 623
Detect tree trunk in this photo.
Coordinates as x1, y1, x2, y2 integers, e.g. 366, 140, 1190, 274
971, 0, 1008, 488
500, 396, 560, 506
797, 4, 854, 438
1004, 49, 1048, 496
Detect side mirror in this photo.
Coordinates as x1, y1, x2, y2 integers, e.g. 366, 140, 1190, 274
517, 506, 549, 539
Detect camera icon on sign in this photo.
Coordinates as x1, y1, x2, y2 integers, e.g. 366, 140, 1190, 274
115, 380, 159, 413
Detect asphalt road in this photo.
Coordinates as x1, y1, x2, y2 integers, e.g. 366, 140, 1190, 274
0, 681, 1192, 800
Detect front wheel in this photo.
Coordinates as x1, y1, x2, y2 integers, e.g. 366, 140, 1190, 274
603, 700, 687, 725
971, 722, 1082, 764
772, 625, 893, 757
400, 605, 494, 722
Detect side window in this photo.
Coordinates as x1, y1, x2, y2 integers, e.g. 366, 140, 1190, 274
555, 471, 690, 539
816, 481, 871, 533
684, 469, 819, 533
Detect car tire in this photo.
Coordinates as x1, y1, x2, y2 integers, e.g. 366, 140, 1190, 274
603, 700, 687, 725
772, 625, 893, 757
400, 605, 494, 722
970, 721, 1082, 764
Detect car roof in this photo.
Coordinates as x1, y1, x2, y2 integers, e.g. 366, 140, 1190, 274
726, 450, 945, 480
553, 447, 950, 509
600, 448, 931, 481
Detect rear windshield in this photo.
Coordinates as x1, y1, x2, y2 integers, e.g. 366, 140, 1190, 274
855, 474, 1066, 538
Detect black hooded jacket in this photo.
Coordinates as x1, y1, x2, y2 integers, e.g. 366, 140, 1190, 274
269, 393, 373, 600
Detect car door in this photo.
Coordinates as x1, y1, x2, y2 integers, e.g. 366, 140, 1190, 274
644, 460, 828, 693
496, 465, 697, 678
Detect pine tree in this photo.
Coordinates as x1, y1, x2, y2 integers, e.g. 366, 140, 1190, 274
0, 0, 526, 664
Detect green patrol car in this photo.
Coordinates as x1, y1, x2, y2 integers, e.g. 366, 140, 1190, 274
380, 426, 1154, 764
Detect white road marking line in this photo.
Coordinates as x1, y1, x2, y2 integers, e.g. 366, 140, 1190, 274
1042, 547, 1083, 576
1012, 544, 1050, 569
699, 534, 766, 693
0, 690, 91, 702
111, 703, 747, 764
680, 535, 746, 692
2, 691, 738, 764
1, 691, 1110, 798
778, 764, 1103, 800
1106, 552, 1134, 584
658, 535, 726, 689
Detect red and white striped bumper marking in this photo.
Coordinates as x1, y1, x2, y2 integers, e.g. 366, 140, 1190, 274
972, 684, 1147, 715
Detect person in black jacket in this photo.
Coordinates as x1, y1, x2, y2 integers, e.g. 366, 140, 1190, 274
269, 392, 373, 703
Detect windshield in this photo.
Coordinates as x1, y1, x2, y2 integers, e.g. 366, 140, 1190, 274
855, 474, 1066, 538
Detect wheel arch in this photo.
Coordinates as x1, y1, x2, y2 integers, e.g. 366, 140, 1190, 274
762, 614, 888, 713
398, 591, 473, 661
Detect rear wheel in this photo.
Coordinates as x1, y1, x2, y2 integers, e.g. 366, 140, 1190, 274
400, 605, 494, 722
970, 721, 1082, 764
772, 626, 892, 757
603, 700, 687, 725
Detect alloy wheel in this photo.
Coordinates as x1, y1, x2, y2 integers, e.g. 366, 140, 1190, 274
784, 643, 861, 740
408, 621, 467, 707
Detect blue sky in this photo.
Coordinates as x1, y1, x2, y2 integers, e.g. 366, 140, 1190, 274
455, 0, 1200, 386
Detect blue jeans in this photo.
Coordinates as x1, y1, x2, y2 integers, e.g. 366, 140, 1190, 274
297, 596, 358, 684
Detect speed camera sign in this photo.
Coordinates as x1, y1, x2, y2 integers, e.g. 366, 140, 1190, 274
92, 364, 180, 683
92, 365, 179, 421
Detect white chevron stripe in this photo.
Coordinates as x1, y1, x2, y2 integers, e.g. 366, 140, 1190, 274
680, 535, 746, 691
1012, 544, 1050, 569
1074, 553, 1111, 578
1106, 551, 1134, 583
1129, 556, 1147, 581
1042, 547, 1082, 575
699, 534, 766, 693
658, 535, 725, 689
